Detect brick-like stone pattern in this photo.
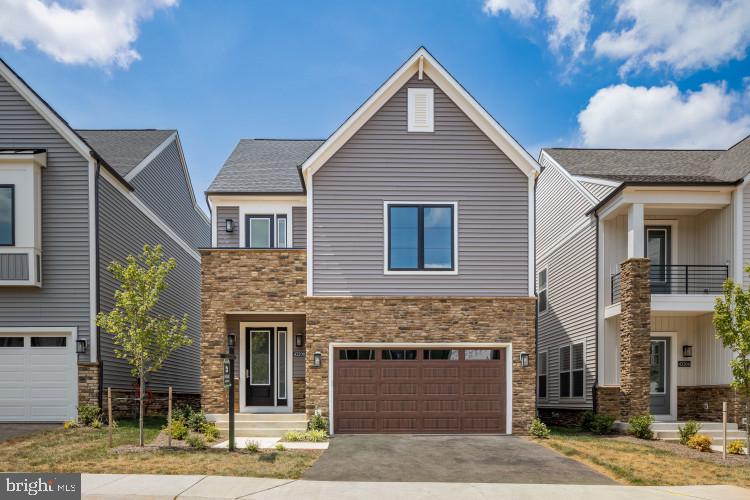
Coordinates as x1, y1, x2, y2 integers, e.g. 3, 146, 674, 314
305, 296, 537, 434
618, 258, 651, 420
107, 389, 200, 419
595, 385, 622, 420
678, 385, 748, 424
200, 249, 307, 413
77, 362, 100, 408
537, 407, 588, 427
293, 376, 306, 413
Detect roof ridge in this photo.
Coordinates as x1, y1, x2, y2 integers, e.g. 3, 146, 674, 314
544, 147, 725, 152
75, 128, 175, 132
241, 138, 325, 142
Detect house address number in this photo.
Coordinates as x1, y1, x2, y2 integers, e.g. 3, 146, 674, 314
678, 360, 691, 368
293, 351, 305, 358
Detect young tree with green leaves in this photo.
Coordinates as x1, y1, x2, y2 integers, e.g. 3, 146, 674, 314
713, 267, 750, 456
96, 244, 190, 446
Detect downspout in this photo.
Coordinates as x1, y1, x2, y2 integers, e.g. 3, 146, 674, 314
593, 210, 600, 414
95, 161, 103, 410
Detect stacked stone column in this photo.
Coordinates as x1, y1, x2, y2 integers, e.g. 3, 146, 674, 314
618, 258, 651, 420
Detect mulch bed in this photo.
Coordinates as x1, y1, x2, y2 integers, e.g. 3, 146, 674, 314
112, 429, 216, 453
614, 435, 749, 466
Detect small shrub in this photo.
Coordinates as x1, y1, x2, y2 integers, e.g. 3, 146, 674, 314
91, 418, 103, 429
309, 409, 329, 432
529, 418, 551, 439
282, 430, 306, 442
245, 440, 260, 453
628, 414, 654, 440
727, 440, 746, 455
77, 404, 102, 426
687, 434, 712, 452
171, 404, 192, 423
201, 422, 220, 443
589, 414, 615, 435
167, 418, 189, 440
307, 429, 328, 442
579, 410, 596, 431
63, 420, 79, 430
275, 443, 286, 451
678, 420, 702, 445
186, 434, 206, 449
187, 410, 208, 433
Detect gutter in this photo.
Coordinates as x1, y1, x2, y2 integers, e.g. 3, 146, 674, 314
94, 161, 104, 410
593, 210, 599, 414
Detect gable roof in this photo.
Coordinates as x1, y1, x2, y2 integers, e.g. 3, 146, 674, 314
542, 148, 727, 183
76, 129, 175, 178
300, 47, 540, 179
207, 139, 323, 195
708, 135, 750, 181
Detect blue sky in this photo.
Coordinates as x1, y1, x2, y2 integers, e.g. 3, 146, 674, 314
1, 1, 748, 211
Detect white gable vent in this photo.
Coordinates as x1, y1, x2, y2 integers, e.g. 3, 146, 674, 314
407, 87, 434, 132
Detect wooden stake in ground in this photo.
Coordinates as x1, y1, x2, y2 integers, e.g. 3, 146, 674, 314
723, 401, 727, 460
168, 386, 172, 448
108, 387, 113, 448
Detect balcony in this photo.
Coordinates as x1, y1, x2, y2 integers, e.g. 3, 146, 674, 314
610, 264, 728, 304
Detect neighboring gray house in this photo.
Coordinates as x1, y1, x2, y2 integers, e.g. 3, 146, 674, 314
200, 48, 540, 437
0, 58, 209, 422
536, 139, 750, 426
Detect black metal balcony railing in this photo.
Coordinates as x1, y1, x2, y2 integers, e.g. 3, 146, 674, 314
610, 264, 729, 304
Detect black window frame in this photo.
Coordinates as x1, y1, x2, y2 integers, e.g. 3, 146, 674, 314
0, 184, 15, 247
245, 214, 274, 249
559, 343, 584, 399
537, 268, 548, 313
538, 351, 548, 400
387, 203, 455, 272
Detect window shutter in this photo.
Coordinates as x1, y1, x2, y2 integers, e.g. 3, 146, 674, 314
408, 88, 434, 132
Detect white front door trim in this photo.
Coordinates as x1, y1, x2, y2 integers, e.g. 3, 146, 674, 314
327, 341, 513, 436
239, 322, 294, 413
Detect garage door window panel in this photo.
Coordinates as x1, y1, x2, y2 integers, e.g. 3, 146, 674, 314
382, 349, 417, 360
339, 349, 376, 360
424, 349, 459, 360
465, 349, 500, 360
0, 337, 23, 347
31, 337, 66, 347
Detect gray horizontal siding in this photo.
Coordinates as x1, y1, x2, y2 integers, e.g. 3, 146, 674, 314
216, 206, 239, 247
0, 253, 28, 280
130, 141, 210, 249
312, 73, 529, 296
579, 180, 616, 201
292, 206, 306, 248
537, 159, 594, 256
98, 178, 201, 393
0, 73, 90, 352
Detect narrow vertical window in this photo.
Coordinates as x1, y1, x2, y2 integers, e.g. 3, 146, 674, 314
538, 268, 548, 313
559, 345, 571, 398
276, 215, 287, 249
538, 351, 548, 399
0, 185, 14, 246
572, 343, 585, 398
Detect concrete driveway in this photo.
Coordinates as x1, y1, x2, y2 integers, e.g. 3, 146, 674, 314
303, 435, 615, 484
0, 423, 57, 442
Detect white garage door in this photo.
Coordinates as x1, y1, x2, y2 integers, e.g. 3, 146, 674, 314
0, 333, 76, 422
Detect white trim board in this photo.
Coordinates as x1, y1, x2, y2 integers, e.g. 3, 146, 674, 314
327, 341, 513, 436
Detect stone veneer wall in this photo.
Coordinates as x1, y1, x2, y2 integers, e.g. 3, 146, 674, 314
200, 249, 307, 413
618, 258, 651, 420
678, 386, 747, 424
596, 385, 621, 420
537, 408, 587, 427
77, 362, 100, 407
305, 296, 537, 434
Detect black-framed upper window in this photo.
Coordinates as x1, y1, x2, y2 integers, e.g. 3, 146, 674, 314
559, 343, 584, 398
538, 268, 548, 313
246, 215, 274, 248
388, 204, 454, 271
0, 185, 14, 246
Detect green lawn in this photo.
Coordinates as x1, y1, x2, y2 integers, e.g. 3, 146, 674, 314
539, 427, 750, 487
0, 418, 321, 478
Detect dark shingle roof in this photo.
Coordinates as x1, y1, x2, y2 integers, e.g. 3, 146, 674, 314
543, 148, 726, 183
207, 139, 324, 194
76, 129, 175, 177
708, 135, 750, 181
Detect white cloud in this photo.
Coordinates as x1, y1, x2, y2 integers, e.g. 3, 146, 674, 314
545, 0, 591, 60
483, 0, 538, 20
594, 0, 750, 75
577, 82, 750, 149
0, 0, 178, 69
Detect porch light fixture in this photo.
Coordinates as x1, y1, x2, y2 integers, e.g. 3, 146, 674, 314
313, 351, 322, 368
227, 333, 236, 350
225, 219, 234, 232
76, 339, 87, 354
295, 333, 304, 348
519, 352, 529, 368
682, 345, 693, 358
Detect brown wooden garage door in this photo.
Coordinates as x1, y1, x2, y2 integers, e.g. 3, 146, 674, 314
333, 347, 506, 434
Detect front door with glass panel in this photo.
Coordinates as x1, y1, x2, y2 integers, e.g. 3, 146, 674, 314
649, 337, 671, 415
245, 327, 288, 407
645, 226, 671, 293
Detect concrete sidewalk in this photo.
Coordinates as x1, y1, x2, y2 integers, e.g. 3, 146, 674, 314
81, 473, 749, 500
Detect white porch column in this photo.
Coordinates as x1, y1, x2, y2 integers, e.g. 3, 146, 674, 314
627, 203, 645, 258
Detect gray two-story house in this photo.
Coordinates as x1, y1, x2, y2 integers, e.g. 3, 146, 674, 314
200, 48, 539, 435
0, 58, 209, 422
536, 140, 750, 429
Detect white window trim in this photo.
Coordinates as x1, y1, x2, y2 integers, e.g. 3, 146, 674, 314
559, 341, 585, 400
383, 201, 458, 275
407, 87, 434, 132
537, 266, 549, 315
537, 350, 548, 401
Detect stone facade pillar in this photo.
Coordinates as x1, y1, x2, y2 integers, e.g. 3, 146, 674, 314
619, 258, 651, 420
77, 362, 100, 407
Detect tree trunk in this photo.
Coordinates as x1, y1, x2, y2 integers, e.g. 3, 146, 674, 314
139, 369, 145, 447
745, 402, 749, 458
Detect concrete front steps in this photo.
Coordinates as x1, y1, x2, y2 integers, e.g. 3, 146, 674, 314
651, 422, 747, 445
209, 413, 308, 437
